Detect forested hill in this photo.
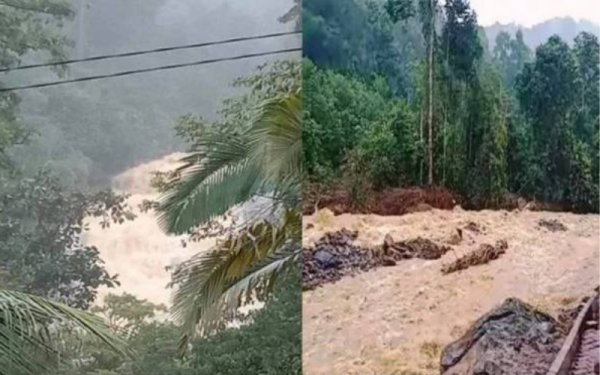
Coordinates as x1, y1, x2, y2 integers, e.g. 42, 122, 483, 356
303, 0, 599, 213
485, 17, 600, 50
4, 0, 296, 188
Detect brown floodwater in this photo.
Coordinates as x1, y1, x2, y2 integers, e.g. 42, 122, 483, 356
83, 153, 214, 306
302, 208, 599, 375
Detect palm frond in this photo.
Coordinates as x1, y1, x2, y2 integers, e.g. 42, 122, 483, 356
170, 210, 300, 351
157, 132, 263, 234
0, 289, 129, 374
157, 90, 302, 235
248, 91, 302, 186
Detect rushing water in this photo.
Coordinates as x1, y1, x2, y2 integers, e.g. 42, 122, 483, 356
83, 153, 214, 306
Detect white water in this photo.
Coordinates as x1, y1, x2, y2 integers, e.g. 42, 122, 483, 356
83, 153, 215, 306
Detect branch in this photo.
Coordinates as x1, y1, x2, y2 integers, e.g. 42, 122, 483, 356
0, 1, 70, 16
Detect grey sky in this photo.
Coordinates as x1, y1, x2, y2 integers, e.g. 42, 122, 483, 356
468, 0, 599, 27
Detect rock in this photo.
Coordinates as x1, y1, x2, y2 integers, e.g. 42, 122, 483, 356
463, 222, 484, 234
446, 229, 462, 245
440, 298, 563, 375
383, 233, 395, 251
538, 219, 567, 232
314, 250, 339, 269
302, 229, 377, 290
382, 257, 396, 267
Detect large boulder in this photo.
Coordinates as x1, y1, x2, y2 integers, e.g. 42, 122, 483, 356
440, 298, 564, 375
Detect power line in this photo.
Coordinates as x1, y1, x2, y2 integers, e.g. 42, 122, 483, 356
0, 47, 301, 93
0, 30, 300, 73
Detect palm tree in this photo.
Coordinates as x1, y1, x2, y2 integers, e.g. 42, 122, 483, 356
0, 289, 128, 375
157, 90, 301, 348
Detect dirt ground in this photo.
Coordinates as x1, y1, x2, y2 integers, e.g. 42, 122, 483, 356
302, 207, 599, 375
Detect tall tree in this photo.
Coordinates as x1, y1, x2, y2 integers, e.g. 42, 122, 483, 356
386, 0, 438, 185
493, 30, 532, 89
516, 36, 578, 202
573, 32, 600, 140
0, 0, 72, 170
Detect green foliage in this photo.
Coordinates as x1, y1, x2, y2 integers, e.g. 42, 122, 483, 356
305, 0, 598, 212
53, 270, 301, 375
303, 59, 398, 179
303, 0, 421, 96
170, 210, 300, 350
443, 0, 483, 81
155, 61, 302, 351
341, 148, 372, 209
515, 34, 598, 208
359, 122, 399, 188
0, 289, 128, 375
385, 0, 415, 23
0, 0, 72, 173
0, 172, 135, 309
91, 293, 167, 336
157, 90, 301, 235
0, 0, 72, 69
186, 269, 301, 375
304, 58, 423, 190
493, 30, 532, 88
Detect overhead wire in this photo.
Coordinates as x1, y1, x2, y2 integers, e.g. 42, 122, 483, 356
0, 47, 301, 92
0, 30, 301, 73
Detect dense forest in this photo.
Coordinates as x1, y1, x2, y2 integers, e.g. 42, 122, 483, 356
0, 0, 301, 374
303, 0, 600, 212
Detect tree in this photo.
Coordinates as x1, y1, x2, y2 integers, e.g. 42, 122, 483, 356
573, 32, 600, 141
0, 0, 72, 171
0, 172, 135, 309
443, 0, 482, 81
493, 30, 532, 89
91, 293, 167, 337
386, 0, 438, 185
0, 289, 127, 375
516, 35, 578, 202
279, 0, 301, 31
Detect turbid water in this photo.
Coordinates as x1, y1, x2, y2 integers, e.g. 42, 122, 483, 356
302, 208, 599, 375
83, 153, 214, 306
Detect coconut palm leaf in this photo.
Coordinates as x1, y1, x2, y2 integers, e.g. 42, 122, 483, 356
157, 91, 302, 235
248, 90, 302, 208
0, 289, 129, 374
170, 210, 300, 351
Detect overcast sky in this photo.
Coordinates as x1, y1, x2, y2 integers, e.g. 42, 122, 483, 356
468, 0, 599, 27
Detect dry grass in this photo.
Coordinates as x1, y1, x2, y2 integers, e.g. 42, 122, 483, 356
315, 208, 335, 229
420, 341, 443, 370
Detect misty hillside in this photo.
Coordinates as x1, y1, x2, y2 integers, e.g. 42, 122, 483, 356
5, 0, 298, 188
485, 17, 600, 50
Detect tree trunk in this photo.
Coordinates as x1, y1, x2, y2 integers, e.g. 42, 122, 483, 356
427, 0, 435, 186
419, 105, 424, 184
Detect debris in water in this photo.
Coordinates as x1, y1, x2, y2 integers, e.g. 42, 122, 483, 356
440, 298, 563, 375
382, 235, 451, 260
302, 229, 378, 290
441, 240, 508, 275
446, 228, 463, 245
303, 231, 451, 290
463, 221, 484, 234
538, 219, 567, 232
